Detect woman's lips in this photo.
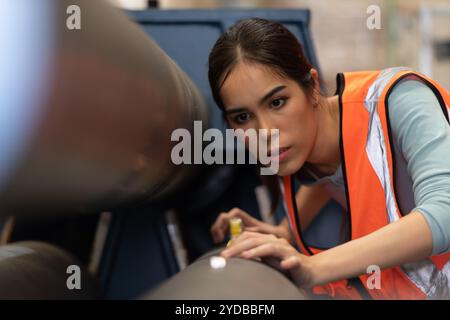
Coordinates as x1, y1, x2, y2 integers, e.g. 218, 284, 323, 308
269, 146, 291, 162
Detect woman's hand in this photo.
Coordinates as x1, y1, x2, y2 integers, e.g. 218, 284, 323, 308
210, 207, 291, 244
220, 231, 316, 289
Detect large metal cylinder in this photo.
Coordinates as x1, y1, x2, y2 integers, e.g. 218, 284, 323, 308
0, 241, 98, 299
143, 248, 306, 299
0, 0, 208, 215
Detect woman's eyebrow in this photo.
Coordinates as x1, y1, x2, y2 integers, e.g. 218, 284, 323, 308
259, 85, 287, 106
225, 107, 247, 115
225, 85, 287, 115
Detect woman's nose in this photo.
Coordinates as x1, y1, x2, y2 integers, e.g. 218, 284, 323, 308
257, 114, 272, 132
256, 116, 279, 147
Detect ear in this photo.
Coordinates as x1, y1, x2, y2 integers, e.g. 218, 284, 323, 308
310, 68, 319, 84
310, 68, 320, 107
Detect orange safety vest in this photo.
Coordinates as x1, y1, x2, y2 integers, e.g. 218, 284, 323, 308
281, 67, 450, 299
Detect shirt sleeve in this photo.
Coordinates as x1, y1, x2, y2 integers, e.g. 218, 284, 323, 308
388, 77, 450, 255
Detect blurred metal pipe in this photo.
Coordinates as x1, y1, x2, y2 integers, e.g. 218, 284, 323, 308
143, 248, 306, 299
0, 241, 99, 299
0, 0, 208, 215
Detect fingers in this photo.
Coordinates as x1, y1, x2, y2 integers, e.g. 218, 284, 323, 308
240, 242, 290, 260
210, 212, 229, 243
210, 208, 258, 244
280, 255, 301, 270
221, 233, 271, 258
244, 226, 260, 232
227, 207, 258, 226
221, 231, 284, 258
245, 225, 274, 235
220, 230, 308, 285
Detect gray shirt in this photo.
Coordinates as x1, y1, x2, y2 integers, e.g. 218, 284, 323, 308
297, 76, 450, 255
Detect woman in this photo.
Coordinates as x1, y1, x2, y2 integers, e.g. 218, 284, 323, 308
208, 18, 450, 299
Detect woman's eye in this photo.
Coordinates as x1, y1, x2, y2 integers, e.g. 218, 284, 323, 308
270, 98, 287, 109
234, 113, 250, 124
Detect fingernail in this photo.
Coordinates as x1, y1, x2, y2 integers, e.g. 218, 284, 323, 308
221, 250, 230, 258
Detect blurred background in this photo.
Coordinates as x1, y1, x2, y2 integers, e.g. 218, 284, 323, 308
111, 0, 450, 91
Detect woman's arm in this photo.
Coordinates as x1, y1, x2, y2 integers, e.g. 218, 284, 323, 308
309, 210, 432, 286
388, 78, 450, 255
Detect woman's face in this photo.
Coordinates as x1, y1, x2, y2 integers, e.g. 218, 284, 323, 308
220, 62, 319, 176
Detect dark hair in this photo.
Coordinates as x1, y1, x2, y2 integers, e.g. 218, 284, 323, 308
208, 17, 315, 111
207, 18, 317, 215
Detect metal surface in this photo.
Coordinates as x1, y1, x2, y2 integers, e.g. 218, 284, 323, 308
143, 248, 306, 300
0, 241, 98, 299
